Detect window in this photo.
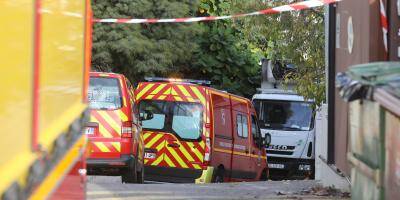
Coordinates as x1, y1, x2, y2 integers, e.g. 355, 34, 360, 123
139, 101, 168, 130
171, 103, 202, 140
251, 115, 261, 144
236, 114, 248, 138
253, 100, 313, 131
88, 77, 122, 110
139, 100, 203, 140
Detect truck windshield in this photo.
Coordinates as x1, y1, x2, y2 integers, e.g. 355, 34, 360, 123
88, 77, 122, 110
139, 100, 203, 140
253, 100, 313, 131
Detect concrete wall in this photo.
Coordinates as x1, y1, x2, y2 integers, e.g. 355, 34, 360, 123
315, 104, 350, 191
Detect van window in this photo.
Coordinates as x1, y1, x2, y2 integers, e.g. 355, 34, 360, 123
251, 115, 261, 144
236, 114, 248, 138
172, 103, 202, 140
140, 101, 168, 130
88, 77, 122, 110
139, 100, 203, 140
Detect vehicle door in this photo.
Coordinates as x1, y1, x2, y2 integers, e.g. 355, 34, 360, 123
138, 83, 206, 170
231, 99, 252, 180
210, 92, 233, 181
249, 113, 265, 179
139, 100, 169, 167
163, 101, 204, 170
86, 76, 126, 159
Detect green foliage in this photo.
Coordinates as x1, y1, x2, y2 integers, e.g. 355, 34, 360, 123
230, 0, 326, 105
91, 0, 202, 81
91, 0, 260, 98
188, 0, 260, 98
190, 23, 259, 98
91, 0, 325, 102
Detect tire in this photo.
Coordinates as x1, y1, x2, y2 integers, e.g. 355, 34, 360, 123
121, 159, 137, 184
212, 168, 224, 183
260, 169, 268, 181
136, 167, 144, 184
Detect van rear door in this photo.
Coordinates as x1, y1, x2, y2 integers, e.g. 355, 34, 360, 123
87, 77, 125, 159
164, 101, 204, 169
140, 99, 205, 170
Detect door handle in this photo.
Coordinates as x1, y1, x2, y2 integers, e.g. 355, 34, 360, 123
167, 143, 180, 148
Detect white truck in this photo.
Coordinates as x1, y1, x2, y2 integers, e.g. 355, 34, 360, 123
252, 59, 315, 180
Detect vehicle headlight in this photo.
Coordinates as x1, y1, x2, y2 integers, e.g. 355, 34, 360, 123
298, 164, 311, 171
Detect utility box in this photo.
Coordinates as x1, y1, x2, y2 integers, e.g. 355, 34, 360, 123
348, 100, 384, 200
337, 62, 400, 200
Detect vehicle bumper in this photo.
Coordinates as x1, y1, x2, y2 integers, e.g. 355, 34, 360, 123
144, 165, 203, 183
267, 157, 314, 179
87, 155, 134, 175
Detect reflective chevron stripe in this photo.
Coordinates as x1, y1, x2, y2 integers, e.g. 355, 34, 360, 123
89, 109, 130, 153
143, 131, 205, 170
136, 83, 207, 104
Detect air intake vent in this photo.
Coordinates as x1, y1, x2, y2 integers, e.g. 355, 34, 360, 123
307, 142, 313, 157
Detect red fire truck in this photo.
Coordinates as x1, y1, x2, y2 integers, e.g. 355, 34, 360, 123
136, 78, 271, 183
0, 0, 92, 199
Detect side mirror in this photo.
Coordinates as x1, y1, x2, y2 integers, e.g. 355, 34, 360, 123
140, 110, 154, 121
263, 133, 271, 146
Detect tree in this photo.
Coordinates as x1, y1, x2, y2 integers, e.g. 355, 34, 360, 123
191, 0, 260, 98
229, 0, 326, 105
91, 0, 260, 98
91, 0, 202, 82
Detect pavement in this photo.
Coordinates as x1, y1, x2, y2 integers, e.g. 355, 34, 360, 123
87, 176, 350, 200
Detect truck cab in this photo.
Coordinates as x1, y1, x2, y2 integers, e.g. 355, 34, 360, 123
252, 59, 315, 179
253, 92, 315, 179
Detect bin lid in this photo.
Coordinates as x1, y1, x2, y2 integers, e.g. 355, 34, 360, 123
336, 62, 400, 102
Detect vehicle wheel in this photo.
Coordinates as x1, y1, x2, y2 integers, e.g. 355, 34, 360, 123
136, 167, 144, 184
260, 169, 268, 181
212, 168, 224, 183
121, 160, 137, 184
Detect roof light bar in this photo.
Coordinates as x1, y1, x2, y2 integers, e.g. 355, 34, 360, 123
144, 77, 211, 86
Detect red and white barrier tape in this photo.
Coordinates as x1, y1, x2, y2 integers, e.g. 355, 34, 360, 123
379, 0, 388, 52
94, 0, 341, 24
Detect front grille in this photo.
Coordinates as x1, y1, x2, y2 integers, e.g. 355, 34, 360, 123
266, 145, 295, 155
267, 150, 294, 155
267, 145, 295, 150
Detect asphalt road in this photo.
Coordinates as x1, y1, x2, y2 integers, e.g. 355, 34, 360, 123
87, 176, 349, 200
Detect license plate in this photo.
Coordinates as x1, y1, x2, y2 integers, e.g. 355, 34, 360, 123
84, 127, 95, 135
268, 163, 285, 169
144, 152, 156, 159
